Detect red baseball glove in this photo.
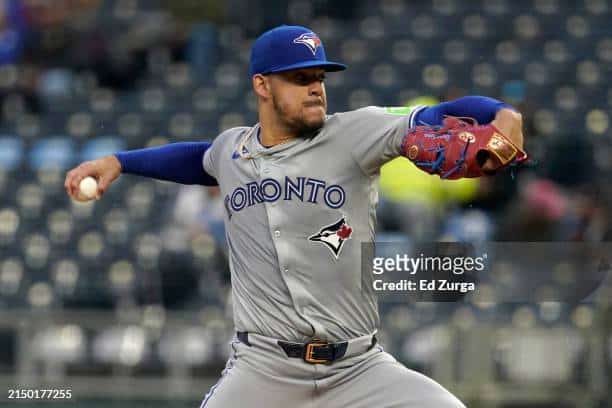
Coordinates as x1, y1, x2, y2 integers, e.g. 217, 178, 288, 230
401, 116, 528, 179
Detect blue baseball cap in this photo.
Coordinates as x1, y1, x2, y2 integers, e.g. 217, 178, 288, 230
249, 25, 347, 77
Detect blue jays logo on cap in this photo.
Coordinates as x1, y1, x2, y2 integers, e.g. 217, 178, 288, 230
293, 32, 322, 55
249, 25, 347, 77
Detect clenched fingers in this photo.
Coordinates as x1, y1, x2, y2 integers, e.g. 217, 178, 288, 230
64, 162, 95, 200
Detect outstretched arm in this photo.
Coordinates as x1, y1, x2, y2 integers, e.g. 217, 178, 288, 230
64, 142, 217, 201
414, 96, 514, 126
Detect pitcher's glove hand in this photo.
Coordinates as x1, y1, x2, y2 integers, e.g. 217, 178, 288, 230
402, 115, 528, 179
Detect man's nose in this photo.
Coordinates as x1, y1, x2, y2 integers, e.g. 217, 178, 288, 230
309, 80, 323, 96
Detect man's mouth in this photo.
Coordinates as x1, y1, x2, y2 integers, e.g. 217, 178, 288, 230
304, 101, 324, 108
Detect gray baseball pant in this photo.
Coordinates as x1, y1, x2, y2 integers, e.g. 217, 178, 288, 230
199, 332, 465, 408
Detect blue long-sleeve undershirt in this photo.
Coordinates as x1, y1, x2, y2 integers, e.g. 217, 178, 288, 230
413, 96, 513, 126
112, 96, 511, 186
114, 142, 218, 186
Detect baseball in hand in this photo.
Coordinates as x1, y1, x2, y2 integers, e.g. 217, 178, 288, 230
79, 176, 98, 200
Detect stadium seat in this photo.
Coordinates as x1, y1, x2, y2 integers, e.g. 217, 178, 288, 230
29, 137, 76, 171
370, 63, 398, 88
494, 327, 584, 383
14, 114, 41, 141
0, 257, 24, 297
47, 209, 73, 246
16, 184, 45, 219
103, 208, 130, 246
514, 14, 540, 40
218, 112, 246, 133
22, 232, 51, 271
482, 0, 509, 15
31, 324, 87, 364
66, 112, 93, 140
51, 258, 80, 298
543, 40, 571, 63
432, 0, 459, 15
140, 87, 166, 113
576, 60, 602, 87
359, 16, 385, 40
400, 325, 451, 371
442, 40, 469, 64
471, 63, 498, 88
523, 62, 549, 87
92, 325, 151, 366
382, 305, 416, 334
347, 88, 375, 110
89, 88, 116, 114
134, 232, 162, 270
158, 326, 215, 367
462, 15, 487, 39
165, 63, 193, 91
0, 207, 19, 246
566, 15, 590, 39
532, 108, 559, 136
35, 168, 64, 197
585, 109, 609, 135
534, 0, 561, 15
340, 38, 368, 64
214, 63, 242, 90
410, 15, 437, 39
391, 40, 420, 65
189, 232, 217, 264
192, 87, 219, 113
107, 259, 136, 296
27, 281, 55, 308
125, 182, 155, 219
117, 113, 144, 141
570, 305, 595, 329
168, 112, 195, 139
496, 40, 522, 64
77, 230, 105, 262
584, 0, 608, 14
422, 64, 449, 89
0, 136, 24, 172
554, 86, 578, 111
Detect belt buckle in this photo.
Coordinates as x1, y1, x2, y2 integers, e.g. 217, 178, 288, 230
304, 339, 329, 364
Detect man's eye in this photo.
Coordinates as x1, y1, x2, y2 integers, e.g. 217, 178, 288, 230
290, 73, 324, 85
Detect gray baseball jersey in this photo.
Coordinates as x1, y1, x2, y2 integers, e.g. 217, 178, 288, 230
202, 105, 423, 343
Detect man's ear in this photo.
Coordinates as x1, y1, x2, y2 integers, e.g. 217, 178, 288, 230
252, 74, 271, 99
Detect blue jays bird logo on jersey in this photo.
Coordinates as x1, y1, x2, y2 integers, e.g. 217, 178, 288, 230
293, 33, 321, 55
308, 217, 353, 259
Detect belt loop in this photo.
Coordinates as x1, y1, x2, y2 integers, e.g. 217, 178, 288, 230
368, 335, 377, 350
237, 331, 251, 346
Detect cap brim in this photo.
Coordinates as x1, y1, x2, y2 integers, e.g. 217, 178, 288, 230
265, 60, 347, 74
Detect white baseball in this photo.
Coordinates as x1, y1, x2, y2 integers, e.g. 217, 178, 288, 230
79, 176, 98, 200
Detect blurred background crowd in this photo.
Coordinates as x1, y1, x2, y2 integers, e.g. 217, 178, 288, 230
0, 0, 611, 406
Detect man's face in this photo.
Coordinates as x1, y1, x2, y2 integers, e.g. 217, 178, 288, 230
266, 67, 327, 136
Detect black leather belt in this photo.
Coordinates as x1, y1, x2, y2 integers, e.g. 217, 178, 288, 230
237, 331, 377, 364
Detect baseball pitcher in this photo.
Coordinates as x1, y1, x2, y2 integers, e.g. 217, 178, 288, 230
65, 25, 527, 408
